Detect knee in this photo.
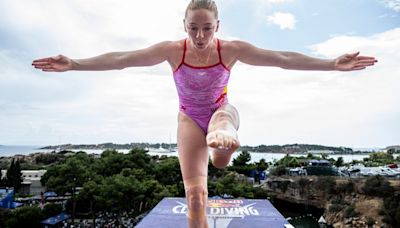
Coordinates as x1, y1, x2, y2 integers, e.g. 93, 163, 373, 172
186, 186, 207, 217
213, 110, 233, 120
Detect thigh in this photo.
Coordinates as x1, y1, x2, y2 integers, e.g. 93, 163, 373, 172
177, 112, 209, 180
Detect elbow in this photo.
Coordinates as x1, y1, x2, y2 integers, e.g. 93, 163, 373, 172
115, 54, 129, 70
277, 53, 292, 69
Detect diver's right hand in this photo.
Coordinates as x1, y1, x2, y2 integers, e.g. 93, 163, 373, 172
32, 55, 74, 72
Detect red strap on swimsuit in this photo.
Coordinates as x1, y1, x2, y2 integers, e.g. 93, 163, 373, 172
181, 39, 187, 65
217, 39, 222, 64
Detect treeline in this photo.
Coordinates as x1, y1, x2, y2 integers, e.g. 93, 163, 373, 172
40, 143, 356, 153
2, 149, 399, 227
40, 143, 176, 150
33, 149, 267, 226
239, 144, 353, 153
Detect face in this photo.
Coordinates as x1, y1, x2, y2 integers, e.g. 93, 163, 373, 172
184, 9, 219, 50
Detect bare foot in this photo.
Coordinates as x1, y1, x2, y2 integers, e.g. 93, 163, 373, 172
206, 125, 240, 168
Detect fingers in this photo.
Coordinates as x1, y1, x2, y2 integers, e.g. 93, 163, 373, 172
32, 62, 49, 67
32, 55, 62, 65
356, 59, 377, 64
33, 65, 55, 71
357, 56, 377, 61
32, 57, 51, 63
351, 51, 360, 57
355, 62, 375, 68
32, 62, 60, 72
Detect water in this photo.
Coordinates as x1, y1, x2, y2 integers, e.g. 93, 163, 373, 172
272, 198, 324, 228
0, 145, 373, 163
0, 145, 48, 157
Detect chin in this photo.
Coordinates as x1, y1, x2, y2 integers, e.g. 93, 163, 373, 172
195, 45, 207, 50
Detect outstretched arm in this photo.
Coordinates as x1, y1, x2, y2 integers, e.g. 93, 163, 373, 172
234, 41, 377, 71
32, 41, 172, 72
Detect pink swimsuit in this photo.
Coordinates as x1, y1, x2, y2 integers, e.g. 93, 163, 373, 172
173, 39, 230, 134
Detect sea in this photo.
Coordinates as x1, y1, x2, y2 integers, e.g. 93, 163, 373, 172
0, 145, 381, 163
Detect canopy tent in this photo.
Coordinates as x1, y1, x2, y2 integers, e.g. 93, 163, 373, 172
41, 212, 70, 226
43, 191, 58, 198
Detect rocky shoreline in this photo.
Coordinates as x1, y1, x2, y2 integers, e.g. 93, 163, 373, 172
263, 176, 400, 227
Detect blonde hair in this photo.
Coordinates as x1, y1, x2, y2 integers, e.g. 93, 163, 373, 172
185, 0, 219, 19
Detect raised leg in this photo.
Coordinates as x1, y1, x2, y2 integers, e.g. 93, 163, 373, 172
177, 112, 209, 228
207, 104, 240, 169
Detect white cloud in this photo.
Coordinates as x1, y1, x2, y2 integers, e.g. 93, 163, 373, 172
266, 12, 297, 30
228, 28, 400, 147
381, 0, 400, 12
0, 0, 398, 147
0, 0, 187, 56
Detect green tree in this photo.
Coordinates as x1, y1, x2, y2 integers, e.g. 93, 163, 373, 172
232, 151, 251, 166
307, 153, 317, 159
0, 208, 12, 227
255, 158, 269, 171
6, 206, 44, 228
42, 203, 63, 218
41, 153, 94, 194
214, 172, 254, 198
229, 151, 256, 175
77, 179, 103, 225
93, 149, 153, 177
35, 153, 64, 165
364, 152, 395, 166
6, 159, 22, 192
153, 156, 182, 186
276, 154, 299, 167
269, 165, 287, 176
321, 153, 329, 160
335, 157, 344, 167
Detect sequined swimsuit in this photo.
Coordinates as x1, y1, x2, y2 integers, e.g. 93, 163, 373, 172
173, 39, 230, 134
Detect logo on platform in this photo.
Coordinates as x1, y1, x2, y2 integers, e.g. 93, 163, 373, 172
172, 199, 260, 218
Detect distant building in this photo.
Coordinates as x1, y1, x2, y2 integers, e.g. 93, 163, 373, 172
1, 170, 46, 195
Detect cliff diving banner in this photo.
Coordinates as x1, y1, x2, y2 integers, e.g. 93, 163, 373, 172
136, 197, 293, 228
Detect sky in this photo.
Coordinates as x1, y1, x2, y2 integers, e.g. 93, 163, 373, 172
0, 0, 399, 148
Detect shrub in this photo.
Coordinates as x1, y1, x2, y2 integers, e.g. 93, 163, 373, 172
362, 175, 394, 197
381, 194, 400, 226
343, 205, 359, 218
329, 203, 344, 212
270, 165, 287, 176
314, 176, 336, 195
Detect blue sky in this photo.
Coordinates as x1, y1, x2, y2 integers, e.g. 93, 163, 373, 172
0, 0, 399, 148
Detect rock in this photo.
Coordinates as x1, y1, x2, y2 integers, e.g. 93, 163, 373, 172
344, 218, 352, 224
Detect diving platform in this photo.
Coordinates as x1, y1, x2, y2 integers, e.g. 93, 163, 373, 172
136, 197, 293, 228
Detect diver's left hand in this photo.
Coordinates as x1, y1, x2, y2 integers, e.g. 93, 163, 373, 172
334, 52, 377, 71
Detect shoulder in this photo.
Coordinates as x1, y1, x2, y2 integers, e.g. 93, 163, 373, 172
218, 39, 253, 56
217, 39, 254, 62
162, 40, 186, 69
219, 39, 251, 50
163, 39, 184, 52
